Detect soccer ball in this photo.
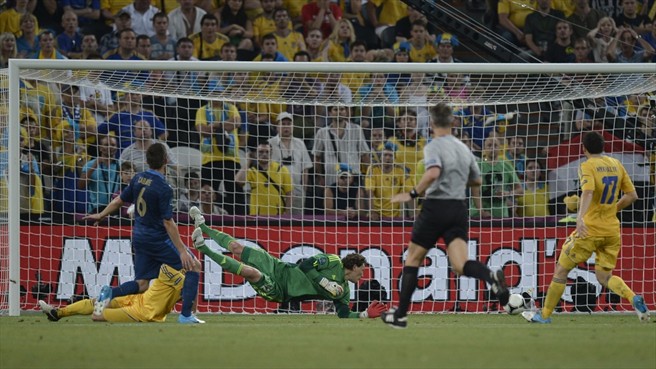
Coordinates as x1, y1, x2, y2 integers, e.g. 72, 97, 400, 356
504, 293, 528, 315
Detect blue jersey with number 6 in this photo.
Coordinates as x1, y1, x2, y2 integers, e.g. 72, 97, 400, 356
120, 169, 173, 244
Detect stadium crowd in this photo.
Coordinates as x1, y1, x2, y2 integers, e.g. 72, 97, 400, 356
0, 0, 654, 223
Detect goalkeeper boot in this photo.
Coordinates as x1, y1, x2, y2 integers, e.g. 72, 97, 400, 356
632, 295, 650, 322
522, 310, 551, 324
380, 308, 407, 329
189, 206, 206, 227
38, 300, 59, 322
178, 313, 206, 324
491, 269, 510, 306
93, 285, 112, 317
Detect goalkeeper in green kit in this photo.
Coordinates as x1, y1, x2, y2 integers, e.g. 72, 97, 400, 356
189, 207, 388, 319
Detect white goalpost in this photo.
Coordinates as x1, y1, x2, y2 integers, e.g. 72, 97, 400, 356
2, 60, 655, 317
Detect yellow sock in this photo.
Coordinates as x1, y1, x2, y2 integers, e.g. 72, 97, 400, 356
542, 281, 566, 319
58, 299, 94, 318
607, 275, 636, 302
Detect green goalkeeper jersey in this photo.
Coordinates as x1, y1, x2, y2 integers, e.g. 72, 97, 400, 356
242, 249, 359, 318
293, 254, 355, 318
290, 254, 349, 300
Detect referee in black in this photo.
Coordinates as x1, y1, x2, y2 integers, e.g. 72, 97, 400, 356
381, 103, 510, 329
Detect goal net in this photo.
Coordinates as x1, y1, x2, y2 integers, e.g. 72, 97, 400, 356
1, 60, 655, 316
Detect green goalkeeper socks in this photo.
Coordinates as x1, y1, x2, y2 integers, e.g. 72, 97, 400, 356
199, 224, 237, 252
197, 243, 243, 276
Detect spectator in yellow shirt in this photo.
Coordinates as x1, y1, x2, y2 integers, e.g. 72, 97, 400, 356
236, 142, 293, 216
271, 8, 306, 61
365, 142, 414, 220
326, 18, 356, 62
253, 0, 291, 46
496, 0, 537, 45
190, 14, 230, 60
0, 0, 35, 36
365, 0, 407, 47
392, 20, 437, 63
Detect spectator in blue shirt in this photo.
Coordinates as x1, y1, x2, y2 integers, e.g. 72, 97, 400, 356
99, 90, 167, 151
78, 135, 121, 213
15, 13, 40, 58
640, 18, 656, 62
103, 28, 143, 60
61, 0, 109, 39
57, 11, 84, 59
254, 33, 289, 61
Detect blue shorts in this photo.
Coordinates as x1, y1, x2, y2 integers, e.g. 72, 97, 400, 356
133, 238, 183, 280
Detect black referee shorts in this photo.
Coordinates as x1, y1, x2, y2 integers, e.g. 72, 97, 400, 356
411, 199, 469, 249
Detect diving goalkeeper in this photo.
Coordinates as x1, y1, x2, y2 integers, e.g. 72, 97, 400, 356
189, 206, 388, 319
39, 263, 194, 323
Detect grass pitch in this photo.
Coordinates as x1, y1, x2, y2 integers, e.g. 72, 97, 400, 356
1, 313, 654, 369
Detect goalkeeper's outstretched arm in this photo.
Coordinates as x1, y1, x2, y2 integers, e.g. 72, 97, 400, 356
299, 253, 387, 318
334, 300, 388, 319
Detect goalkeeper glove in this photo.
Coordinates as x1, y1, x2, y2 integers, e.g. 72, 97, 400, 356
191, 228, 206, 249
318, 278, 343, 297
359, 300, 388, 319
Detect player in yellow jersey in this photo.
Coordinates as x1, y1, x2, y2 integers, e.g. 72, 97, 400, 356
524, 132, 650, 323
38, 264, 198, 322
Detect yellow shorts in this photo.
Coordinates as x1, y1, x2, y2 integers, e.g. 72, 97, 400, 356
558, 230, 621, 271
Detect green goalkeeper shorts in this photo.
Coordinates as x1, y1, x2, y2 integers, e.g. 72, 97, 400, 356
241, 247, 284, 303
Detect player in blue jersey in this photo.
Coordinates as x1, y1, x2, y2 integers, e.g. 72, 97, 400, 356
85, 142, 204, 324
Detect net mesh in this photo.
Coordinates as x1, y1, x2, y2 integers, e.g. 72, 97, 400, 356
15, 66, 656, 106
2, 62, 655, 316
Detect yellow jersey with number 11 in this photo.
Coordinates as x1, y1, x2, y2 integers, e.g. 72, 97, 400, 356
579, 155, 635, 237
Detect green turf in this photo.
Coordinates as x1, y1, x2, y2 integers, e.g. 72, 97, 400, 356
1, 313, 654, 369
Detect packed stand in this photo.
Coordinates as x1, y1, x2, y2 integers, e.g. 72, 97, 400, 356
0, 0, 654, 223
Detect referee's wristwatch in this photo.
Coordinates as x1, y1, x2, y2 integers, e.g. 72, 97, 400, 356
409, 189, 419, 199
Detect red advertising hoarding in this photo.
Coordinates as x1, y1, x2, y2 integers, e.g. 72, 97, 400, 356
19, 225, 655, 313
